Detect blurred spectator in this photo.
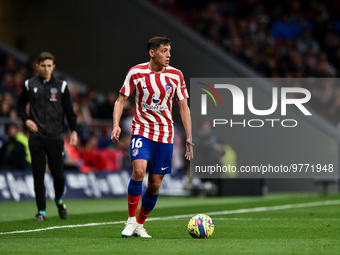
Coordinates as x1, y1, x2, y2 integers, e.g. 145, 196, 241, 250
0, 98, 12, 117
15, 124, 31, 164
172, 127, 185, 175
0, 123, 30, 170
73, 101, 91, 141
194, 120, 225, 167
271, 13, 303, 40
100, 131, 132, 172
68, 84, 80, 103
1, 73, 16, 99
64, 130, 82, 171
79, 93, 93, 125
97, 91, 117, 119
79, 132, 133, 173
297, 30, 320, 55
80, 135, 108, 173
121, 100, 135, 134
26, 56, 39, 78
316, 51, 337, 77
328, 90, 340, 125
3, 56, 17, 74
87, 88, 101, 118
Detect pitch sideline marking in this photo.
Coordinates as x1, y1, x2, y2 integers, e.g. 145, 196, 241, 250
212, 218, 340, 221
1, 199, 340, 235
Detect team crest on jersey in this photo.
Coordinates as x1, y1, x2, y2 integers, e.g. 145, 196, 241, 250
165, 84, 173, 94
50, 87, 58, 101
132, 148, 139, 157
34, 87, 38, 93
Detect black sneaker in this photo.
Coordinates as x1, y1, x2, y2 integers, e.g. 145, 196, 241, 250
34, 213, 45, 221
56, 201, 68, 219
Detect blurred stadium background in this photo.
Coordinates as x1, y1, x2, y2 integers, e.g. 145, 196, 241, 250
0, 0, 339, 202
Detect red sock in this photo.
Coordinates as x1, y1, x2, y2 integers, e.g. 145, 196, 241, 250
137, 206, 152, 224
128, 194, 141, 217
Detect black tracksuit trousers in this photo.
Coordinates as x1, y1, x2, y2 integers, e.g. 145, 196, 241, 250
29, 134, 65, 211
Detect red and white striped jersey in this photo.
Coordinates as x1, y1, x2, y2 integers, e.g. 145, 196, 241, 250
120, 62, 189, 144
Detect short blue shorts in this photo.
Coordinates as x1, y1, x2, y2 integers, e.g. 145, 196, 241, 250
130, 135, 173, 174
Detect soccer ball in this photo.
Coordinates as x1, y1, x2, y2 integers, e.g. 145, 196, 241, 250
187, 214, 214, 238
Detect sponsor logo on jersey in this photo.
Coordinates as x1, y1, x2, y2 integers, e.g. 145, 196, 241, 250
152, 94, 161, 105
141, 102, 167, 111
141, 94, 167, 111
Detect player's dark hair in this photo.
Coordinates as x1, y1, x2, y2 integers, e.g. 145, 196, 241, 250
147, 36, 171, 51
37, 52, 55, 64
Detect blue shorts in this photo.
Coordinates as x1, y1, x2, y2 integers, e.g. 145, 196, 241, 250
130, 135, 173, 174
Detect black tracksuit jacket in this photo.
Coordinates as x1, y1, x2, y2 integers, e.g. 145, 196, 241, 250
17, 76, 77, 139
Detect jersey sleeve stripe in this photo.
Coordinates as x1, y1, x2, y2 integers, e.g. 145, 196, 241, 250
25, 80, 29, 90
61, 81, 67, 93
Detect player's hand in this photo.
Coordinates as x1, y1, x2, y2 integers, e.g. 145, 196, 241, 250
25, 119, 38, 133
185, 138, 194, 160
70, 131, 78, 147
111, 126, 121, 144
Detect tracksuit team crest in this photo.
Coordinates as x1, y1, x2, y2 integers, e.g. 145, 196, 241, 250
50, 87, 58, 101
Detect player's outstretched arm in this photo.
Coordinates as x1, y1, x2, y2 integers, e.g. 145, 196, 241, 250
178, 99, 194, 160
111, 93, 128, 144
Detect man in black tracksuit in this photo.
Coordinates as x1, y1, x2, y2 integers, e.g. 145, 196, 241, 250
17, 52, 78, 221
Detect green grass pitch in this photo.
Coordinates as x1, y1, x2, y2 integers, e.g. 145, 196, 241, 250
1, 193, 340, 254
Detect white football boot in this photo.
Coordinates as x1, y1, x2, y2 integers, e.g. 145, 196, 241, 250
121, 217, 137, 237
134, 224, 152, 238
